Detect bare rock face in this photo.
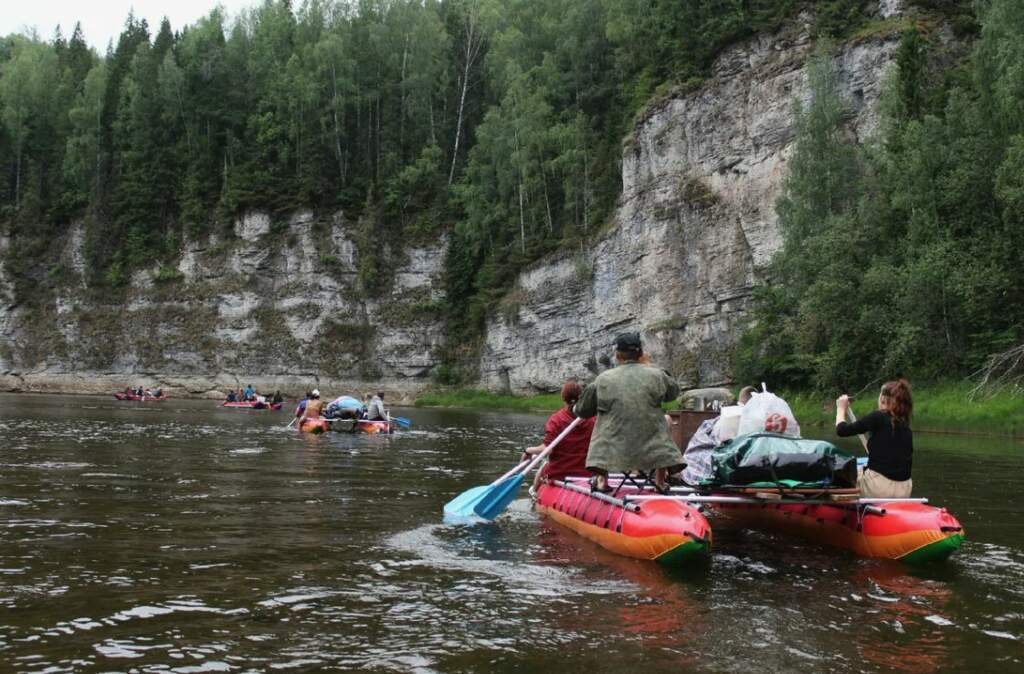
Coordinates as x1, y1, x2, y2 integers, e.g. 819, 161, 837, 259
0, 211, 446, 401
480, 13, 903, 393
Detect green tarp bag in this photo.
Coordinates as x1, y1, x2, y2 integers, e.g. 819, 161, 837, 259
708, 432, 858, 488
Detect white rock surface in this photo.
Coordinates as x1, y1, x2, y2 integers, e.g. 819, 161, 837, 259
0, 209, 447, 401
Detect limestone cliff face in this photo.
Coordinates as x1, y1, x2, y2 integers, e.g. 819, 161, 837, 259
0, 211, 446, 400
480, 6, 906, 393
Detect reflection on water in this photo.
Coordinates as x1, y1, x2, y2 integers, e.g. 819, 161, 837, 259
0, 393, 1022, 672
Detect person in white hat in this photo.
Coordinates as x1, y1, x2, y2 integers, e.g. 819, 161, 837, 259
299, 389, 324, 426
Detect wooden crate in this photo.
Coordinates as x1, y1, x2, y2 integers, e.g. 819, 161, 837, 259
667, 409, 718, 450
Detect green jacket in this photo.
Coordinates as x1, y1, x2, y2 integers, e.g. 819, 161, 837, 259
575, 362, 682, 473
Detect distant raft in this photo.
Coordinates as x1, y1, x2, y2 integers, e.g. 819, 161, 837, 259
114, 392, 167, 401
533, 480, 711, 567
221, 401, 283, 411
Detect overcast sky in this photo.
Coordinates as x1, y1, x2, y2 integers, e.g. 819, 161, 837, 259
1, 1, 258, 52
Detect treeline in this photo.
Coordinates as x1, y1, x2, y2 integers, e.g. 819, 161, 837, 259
737, 0, 1022, 392
0, 2, 893, 293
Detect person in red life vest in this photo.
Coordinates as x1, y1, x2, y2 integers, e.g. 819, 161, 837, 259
521, 380, 596, 493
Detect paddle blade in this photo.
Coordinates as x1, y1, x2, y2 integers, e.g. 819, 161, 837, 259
443, 485, 490, 517
392, 416, 412, 429
472, 474, 525, 520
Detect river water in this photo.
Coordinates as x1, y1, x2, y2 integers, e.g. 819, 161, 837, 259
0, 393, 1021, 673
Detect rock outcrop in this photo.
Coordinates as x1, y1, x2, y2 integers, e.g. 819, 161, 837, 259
0, 211, 446, 401
479, 6, 906, 394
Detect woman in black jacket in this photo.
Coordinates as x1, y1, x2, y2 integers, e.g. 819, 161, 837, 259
835, 379, 914, 498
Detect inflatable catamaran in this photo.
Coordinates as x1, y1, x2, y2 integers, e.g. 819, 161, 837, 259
551, 476, 963, 565
530, 423, 964, 566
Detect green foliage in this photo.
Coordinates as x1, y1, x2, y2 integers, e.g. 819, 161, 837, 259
415, 388, 562, 412
785, 382, 1024, 437
738, 0, 1024, 393
813, 1, 874, 38
154, 264, 183, 283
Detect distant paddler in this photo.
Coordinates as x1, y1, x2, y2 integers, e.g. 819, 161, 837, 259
835, 379, 914, 498
576, 332, 683, 494
365, 391, 389, 421
297, 389, 324, 429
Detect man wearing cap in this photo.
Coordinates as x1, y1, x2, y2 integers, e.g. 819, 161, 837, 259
575, 332, 682, 493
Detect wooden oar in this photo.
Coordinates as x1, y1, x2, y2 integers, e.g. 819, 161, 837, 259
444, 417, 582, 520
286, 416, 298, 429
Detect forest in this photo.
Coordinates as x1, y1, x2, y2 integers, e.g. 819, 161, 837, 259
736, 0, 1024, 392
4, 0, 1021, 393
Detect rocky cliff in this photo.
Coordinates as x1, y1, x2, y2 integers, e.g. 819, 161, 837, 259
0, 211, 446, 400
0, 2, 919, 400
479, 3, 910, 394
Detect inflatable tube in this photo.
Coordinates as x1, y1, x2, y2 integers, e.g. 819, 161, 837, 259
356, 419, 393, 434
299, 418, 331, 434
534, 482, 711, 566
712, 497, 964, 564
221, 401, 283, 410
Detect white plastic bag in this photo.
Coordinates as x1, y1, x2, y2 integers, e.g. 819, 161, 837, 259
736, 384, 801, 438
711, 404, 743, 444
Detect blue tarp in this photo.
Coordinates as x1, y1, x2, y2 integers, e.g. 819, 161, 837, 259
332, 396, 364, 410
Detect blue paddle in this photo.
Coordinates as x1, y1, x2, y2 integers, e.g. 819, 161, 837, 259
443, 457, 532, 517
451, 417, 583, 521
391, 416, 412, 429
445, 417, 583, 519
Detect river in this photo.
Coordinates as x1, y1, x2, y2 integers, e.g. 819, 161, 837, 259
0, 393, 1021, 672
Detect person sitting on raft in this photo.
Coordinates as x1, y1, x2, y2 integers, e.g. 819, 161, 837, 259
835, 379, 914, 498
521, 379, 595, 492
226, 390, 238, 402
272, 390, 283, 405
298, 389, 324, 426
575, 332, 683, 494
366, 391, 388, 421
294, 391, 312, 419
244, 384, 255, 401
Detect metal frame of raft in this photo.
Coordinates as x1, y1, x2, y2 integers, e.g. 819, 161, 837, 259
533, 479, 711, 567
560, 476, 964, 564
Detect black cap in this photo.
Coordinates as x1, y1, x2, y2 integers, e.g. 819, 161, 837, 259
615, 332, 642, 352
